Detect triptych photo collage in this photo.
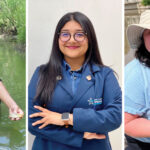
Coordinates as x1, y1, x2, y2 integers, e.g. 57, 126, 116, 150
0, 0, 150, 150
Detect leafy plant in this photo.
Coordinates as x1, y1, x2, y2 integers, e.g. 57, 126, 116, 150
0, 0, 25, 43
142, 0, 150, 6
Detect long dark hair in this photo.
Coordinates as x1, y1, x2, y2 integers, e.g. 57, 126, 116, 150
135, 36, 150, 68
35, 12, 104, 106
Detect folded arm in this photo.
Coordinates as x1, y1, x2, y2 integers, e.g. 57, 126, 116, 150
125, 112, 150, 137
28, 67, 86, 148
72, 70, 122, 133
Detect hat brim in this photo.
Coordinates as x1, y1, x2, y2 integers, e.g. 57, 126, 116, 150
127, 24, 150, 50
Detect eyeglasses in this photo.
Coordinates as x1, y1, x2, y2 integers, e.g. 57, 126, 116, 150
58, 32, 87, 42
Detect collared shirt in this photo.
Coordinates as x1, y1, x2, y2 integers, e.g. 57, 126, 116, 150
63, 60, 86, 95
125, 59, 150, 143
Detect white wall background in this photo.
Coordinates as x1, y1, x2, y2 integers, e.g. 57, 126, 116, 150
28, 0, 123, 149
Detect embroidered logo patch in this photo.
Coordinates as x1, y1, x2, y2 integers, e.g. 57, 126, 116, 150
88, 98, 102, 106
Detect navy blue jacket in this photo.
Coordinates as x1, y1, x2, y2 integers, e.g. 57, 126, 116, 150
28, 63, 122, 150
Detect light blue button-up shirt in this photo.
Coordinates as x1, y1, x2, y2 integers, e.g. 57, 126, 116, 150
125, 59, 150, 143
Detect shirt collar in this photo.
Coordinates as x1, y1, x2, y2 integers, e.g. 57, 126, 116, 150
63, 59, 87, 73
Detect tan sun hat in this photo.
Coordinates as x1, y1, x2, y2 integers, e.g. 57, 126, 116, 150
127, 9, 150, 50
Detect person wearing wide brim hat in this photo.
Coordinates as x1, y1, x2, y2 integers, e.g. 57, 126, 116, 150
127, 9, 150, 50
125, 10, 150, 150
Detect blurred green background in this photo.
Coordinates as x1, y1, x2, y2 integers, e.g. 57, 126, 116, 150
0, 0, 26, 149
0, 0, 25, 43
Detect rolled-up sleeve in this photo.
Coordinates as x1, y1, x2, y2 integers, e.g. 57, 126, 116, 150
124, 66, 146, 116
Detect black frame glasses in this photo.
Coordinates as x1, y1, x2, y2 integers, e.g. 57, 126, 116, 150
58, 32, 87, 42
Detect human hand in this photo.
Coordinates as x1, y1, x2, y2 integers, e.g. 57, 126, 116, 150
30, 105, 64, 129
9, 104, 24, 121
83, 132, 106, 140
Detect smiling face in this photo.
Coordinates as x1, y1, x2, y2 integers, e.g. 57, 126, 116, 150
143, 29, 150, 52
58, 20, 88, 61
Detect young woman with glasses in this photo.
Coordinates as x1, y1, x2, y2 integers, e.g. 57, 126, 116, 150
29, 12, 122, 150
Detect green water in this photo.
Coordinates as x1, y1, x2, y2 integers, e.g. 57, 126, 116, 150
0, 40, 25, 150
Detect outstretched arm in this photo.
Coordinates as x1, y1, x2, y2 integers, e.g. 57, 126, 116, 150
0, 81, 24, 120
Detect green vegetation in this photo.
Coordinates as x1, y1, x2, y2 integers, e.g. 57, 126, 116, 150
142, 0, 150, 6
0, 0, 25, 43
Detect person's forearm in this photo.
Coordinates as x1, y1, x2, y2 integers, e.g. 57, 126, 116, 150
0, 82, 17, 108
125, 118, 150, 137
69, 114, 73, 126
52, 113, 73, 126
